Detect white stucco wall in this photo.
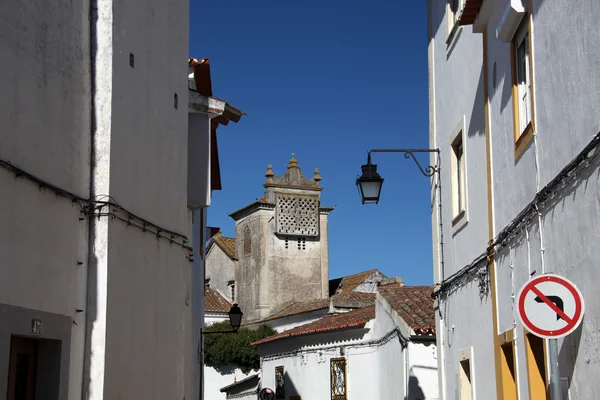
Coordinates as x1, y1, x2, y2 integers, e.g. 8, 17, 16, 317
206, 243, 236, 302
431, 0, 600, 398
260, 329, 370, 400
205, 367, 259, 400
258, 297, 438, 400
0, 1, 92, 398
486, 0, 600, 399
98, 0, 191, 397
407, 342, 439, 400
428, 0, 495, 398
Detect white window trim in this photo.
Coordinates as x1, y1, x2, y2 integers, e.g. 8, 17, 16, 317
450, 116, 468, 234
458, 347, 475, 399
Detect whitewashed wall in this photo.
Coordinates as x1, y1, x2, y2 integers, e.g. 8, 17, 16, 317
258, 297, 438, 400
485, 0, 600, 398
428, 0, 496, 397
206, 244, 236, 301
430, 0, 600, 398
260, 329, 370, 400
0, 1, 91, 398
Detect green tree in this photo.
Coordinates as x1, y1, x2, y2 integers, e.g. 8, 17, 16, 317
204, 321, 276, 374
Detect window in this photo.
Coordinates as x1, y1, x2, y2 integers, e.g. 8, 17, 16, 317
243, 226, 251, 257
459, 359, 472, 399
511, 16, 535, 158
297, 237, 306, 250
525, 333, 547, 400
330, 358, 347, 400
501, 342, 518, 400
450, 127, 467, 225
275, 366, 285, 399
458, 348, 473, 400
227, 280, 235, 302
514, 22, 532, 134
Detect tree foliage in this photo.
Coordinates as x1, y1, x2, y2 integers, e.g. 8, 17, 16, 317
204, 321, 277, 374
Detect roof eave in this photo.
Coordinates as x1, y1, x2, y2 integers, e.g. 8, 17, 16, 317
251, 323, 369, 346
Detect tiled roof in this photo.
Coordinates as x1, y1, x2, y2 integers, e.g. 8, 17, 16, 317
243, 292, 376, 326
335, 269, 386, 295
220, 373, 260, 393
205, 287, 232, 313
459, 0, 484, 26
188, 57, 246, 127
378, 286, 435, 334
220, 374, 260, 393
207, 231, 237, 261
252, 306, 375, 345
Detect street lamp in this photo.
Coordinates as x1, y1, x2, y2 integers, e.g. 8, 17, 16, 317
356, 153, 384, 204
356, 147, 445, 280
202, 303, 244, 335
356, 149, 440, 205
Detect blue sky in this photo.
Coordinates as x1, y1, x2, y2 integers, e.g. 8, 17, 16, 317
190, 0, 433, 285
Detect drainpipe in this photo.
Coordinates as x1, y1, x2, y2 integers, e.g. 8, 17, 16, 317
81, 0, 98, 397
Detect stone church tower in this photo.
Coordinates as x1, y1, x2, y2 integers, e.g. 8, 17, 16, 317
228, 155, 334, 321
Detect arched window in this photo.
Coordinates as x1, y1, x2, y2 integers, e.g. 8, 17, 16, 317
243, 226, 252, 256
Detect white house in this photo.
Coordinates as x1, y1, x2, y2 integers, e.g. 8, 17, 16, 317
428, 0, 600, 398
0, 2, 243, 397
252, 285, 438, 400
205, 281, 377, 399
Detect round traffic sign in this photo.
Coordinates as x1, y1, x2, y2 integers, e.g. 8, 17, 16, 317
517, 274, 585, 339
259, 388, 275, 400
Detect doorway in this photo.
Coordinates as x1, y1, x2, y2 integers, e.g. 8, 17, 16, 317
7, 336, 39, 400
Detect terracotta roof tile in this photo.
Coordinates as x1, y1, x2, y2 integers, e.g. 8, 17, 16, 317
243, 292, 376, 326
207, 232, 237, 261
335, 269, 386, 294
205, 286, 232, 313
378, 286, 435, 334
252, 306, 375, 345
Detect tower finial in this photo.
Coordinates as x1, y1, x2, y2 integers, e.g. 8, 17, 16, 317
265, 164, 275, 182
313, 168, 322, 182
288, 153, 299, 169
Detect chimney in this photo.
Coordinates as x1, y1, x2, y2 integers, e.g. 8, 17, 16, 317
378, 277, 404, 287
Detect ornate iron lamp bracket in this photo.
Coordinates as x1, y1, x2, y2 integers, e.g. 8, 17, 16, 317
369, 148, 440, 177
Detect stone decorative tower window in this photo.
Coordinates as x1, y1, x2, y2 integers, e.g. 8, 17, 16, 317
243, 225, 251, 256
276, 195, 319, 237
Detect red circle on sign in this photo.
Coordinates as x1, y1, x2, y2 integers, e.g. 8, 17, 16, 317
260, 388, 275, 400
518, 274, 583, 338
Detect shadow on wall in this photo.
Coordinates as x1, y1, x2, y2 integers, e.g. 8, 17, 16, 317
405, 375, 426, 400
559, 318, 583, 394
282, 372, 302, 400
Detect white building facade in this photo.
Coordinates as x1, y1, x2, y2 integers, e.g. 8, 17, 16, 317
1, 3, 243, 398
255, 286, 438, 400
429, 0, 600, 398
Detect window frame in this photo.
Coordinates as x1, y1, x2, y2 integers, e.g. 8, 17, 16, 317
450, 117, 468, 232
511, 11, 536, 160
227, 280, 235, 302
458, 347, 475, 400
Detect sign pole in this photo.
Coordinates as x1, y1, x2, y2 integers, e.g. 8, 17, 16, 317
548, 339, 562, 400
